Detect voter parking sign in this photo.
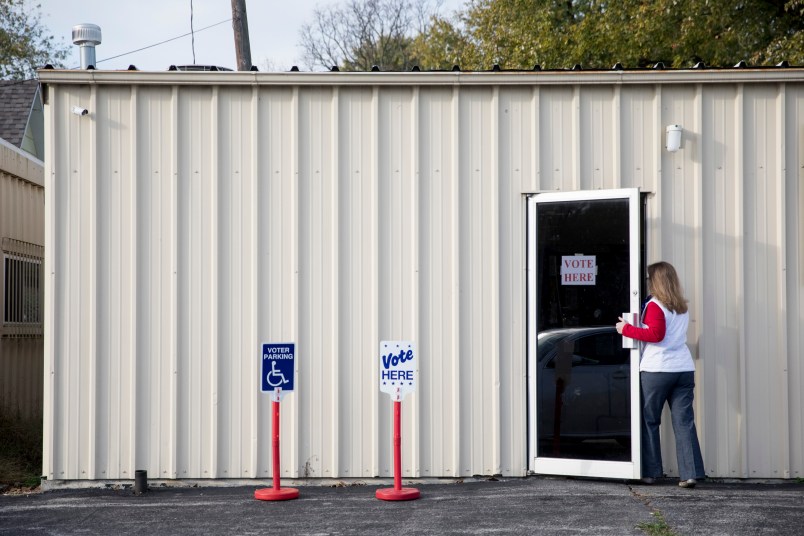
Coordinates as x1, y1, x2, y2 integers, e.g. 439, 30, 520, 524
262, 343, 295, 401
379, 341, 416, 401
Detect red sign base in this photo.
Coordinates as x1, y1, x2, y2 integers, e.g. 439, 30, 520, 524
254, 487, 299, 501
375, 487, 420, 501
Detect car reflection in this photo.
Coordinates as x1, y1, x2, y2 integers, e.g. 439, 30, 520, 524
537, 327, 632, 460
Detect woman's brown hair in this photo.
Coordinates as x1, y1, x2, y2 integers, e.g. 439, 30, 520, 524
647, 261, 688, 314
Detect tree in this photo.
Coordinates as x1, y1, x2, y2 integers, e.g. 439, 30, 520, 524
409, 16, 471, 70
299, 0, 443, 71
575, 0, 804, 68
415, 0, 804, 70
0, 0, 69, 79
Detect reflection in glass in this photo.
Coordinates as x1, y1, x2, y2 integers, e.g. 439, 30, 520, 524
536, 328, 631, 460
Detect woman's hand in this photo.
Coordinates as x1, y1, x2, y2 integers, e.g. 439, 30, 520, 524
615, 317, 626, 334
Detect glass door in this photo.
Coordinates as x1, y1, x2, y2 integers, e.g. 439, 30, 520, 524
526, 189, 643, 479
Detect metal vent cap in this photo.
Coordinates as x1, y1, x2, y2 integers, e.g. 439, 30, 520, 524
72, 24, 102, 45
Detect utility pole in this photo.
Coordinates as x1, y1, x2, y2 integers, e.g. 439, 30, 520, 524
231, 0, 253, 70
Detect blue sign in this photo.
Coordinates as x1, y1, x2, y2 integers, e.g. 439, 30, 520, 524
261, 343, 295, 400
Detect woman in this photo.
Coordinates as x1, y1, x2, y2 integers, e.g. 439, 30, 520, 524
616, 261, 705, 488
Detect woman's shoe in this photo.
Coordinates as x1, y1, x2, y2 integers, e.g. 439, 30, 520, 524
640, 477, 655, 485
678, 479, 697, 488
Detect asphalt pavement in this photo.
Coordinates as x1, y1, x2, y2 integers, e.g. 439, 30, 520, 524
1, 476, 802, 535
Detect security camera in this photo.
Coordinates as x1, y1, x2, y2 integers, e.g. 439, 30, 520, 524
665, 124, 682, 152
71, 106, 89, 116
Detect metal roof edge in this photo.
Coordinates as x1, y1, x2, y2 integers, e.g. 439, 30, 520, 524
37, 68, 804, 86
0, 136, 44, 187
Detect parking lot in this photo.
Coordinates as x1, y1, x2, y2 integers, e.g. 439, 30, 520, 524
2, 476, 803, 535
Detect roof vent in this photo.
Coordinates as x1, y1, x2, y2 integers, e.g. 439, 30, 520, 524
72, 24, 102, 69
172, 65, 233, 72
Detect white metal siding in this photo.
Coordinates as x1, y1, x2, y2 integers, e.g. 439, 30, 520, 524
40, 70, 804, 481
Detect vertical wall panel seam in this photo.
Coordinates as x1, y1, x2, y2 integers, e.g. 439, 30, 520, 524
170, 85, 180, 479
653, 85, 662, 255
491, 85, 501, 474
88, 84, 98, 480
451, 86, 461, 475
43, 82, 56, 480
370, 86, 379, 477
693, 84, 705, 444
409, 85, 421, 477
572, 85, 581, 190
209, 87, 220, 478
531, 86, 540, 192
250, 85, 260, 478
71, 89, 80, 478
614, 85, 622, 187
776, 82, 790, 477
331, 86, 341, 478
736, 83, 748, 478
291, 86, 301, 478
129, 86, 138, 479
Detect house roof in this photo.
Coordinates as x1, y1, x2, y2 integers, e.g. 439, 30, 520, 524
0, 80, 39, 148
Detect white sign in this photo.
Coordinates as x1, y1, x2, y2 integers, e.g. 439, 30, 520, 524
560, 255, 597, 286
379, 341, 416, 401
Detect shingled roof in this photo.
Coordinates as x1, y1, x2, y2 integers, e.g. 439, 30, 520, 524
0, 80, 39, 148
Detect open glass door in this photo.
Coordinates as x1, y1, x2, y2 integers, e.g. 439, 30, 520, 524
527, 189, 643, 479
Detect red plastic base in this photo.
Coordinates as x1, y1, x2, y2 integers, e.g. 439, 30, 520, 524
375, 487, 421, 501
254, 487, 299, 501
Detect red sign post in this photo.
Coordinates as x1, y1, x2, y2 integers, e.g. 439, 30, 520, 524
376, 341, 420, 501
255, 392, 299, 501
255, 343, 298, 501
376, 399, 420, 501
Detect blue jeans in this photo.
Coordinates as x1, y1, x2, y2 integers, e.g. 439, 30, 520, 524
641, 371, 705, 480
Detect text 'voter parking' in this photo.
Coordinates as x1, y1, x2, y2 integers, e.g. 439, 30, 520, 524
263, 347, 293, 359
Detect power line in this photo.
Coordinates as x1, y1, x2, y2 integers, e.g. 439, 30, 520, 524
70, 18, 232, 68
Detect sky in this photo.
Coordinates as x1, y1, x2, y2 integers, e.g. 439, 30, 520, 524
36, 0, 464, 73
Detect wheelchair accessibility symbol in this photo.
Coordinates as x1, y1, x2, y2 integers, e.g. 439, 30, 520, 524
261, 343, 295, 398
266, 361, 289, 387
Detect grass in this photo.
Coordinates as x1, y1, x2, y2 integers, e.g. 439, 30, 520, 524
0, 412, 42, 490
637, 511, 678, 536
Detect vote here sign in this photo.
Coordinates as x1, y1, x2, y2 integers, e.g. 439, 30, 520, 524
560, 255, 597, 285
379, 341, 416, 401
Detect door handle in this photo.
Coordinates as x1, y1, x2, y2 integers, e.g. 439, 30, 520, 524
611, 372, 628, 380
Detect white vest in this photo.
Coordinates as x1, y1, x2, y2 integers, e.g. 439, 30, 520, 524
639, 298, 695, 372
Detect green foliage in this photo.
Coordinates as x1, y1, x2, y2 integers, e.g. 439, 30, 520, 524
0, 411, 42, 488
414, 0, 804, 70
410, 16, 470, 69
636, 511, 678, 536
0, 0, 69, 79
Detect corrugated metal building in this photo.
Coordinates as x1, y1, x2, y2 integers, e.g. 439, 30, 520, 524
0, 138, 45, 420
38, 68, 803, 483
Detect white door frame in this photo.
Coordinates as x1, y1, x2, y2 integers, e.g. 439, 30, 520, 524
526, 188, 642, 480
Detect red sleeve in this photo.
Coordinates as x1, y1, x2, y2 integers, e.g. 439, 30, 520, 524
622, 302, 666, 342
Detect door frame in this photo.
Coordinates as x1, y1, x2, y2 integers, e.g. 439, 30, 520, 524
526, 188, 643, 480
